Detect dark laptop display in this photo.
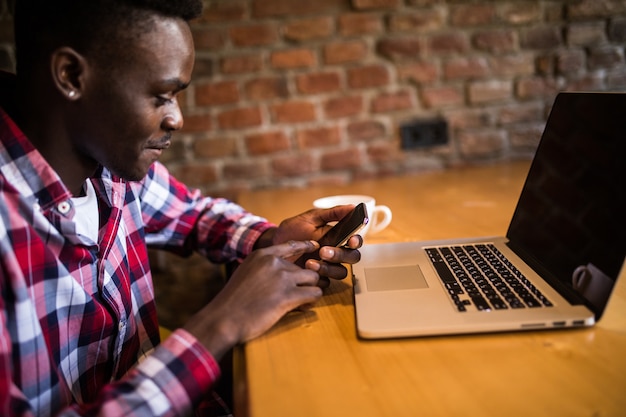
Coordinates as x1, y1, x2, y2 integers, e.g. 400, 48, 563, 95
507, 92, 626, 319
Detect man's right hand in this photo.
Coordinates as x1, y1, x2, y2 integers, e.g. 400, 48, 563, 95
183, 240, 322, 360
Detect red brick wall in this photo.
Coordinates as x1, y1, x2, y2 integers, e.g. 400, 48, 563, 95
2, 0, 626, 199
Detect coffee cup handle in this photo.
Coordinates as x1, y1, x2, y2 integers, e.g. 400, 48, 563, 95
368, 205, 392, 234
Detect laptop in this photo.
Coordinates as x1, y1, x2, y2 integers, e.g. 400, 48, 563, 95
353, 91, 626, 339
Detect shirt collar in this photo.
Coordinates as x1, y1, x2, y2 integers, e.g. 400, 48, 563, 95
0, 106, 73, 211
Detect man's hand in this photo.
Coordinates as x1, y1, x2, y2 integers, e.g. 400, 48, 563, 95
257, 205, 363, 284
184, 240, 323, 360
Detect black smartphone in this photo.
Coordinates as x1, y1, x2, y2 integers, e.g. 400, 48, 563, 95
295, 202, 369, 268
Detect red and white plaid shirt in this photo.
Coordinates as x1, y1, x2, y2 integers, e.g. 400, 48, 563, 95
0, 106, 273, 416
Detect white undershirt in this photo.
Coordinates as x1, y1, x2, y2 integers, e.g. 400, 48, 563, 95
71, 180, 99, 242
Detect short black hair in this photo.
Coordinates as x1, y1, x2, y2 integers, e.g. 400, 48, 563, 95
14, 0, 203, 74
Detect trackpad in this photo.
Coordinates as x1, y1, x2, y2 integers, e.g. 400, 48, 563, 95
365, 265, 429, 292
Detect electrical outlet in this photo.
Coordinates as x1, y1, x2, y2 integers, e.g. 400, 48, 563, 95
400, 118, 448, 149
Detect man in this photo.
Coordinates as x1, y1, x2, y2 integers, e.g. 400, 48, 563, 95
0, 1, 362, 415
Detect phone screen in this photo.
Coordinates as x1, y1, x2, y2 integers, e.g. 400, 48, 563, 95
295, 202, 368, 268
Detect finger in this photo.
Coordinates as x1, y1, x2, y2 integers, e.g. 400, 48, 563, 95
345, 234, 363, 249
295, 269, 321, 287
318, 246, 361, 264
263, 240, 319, 259
307, 261, 349, 281
290, 285, 323, 307
314, 205, 355, 225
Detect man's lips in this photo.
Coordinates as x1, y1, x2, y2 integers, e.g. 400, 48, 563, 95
146, 140, 171, 150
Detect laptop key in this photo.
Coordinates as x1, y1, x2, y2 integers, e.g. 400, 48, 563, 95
427, 245, 553, 313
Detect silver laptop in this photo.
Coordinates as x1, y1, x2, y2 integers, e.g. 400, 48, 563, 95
353, 92, 626, 339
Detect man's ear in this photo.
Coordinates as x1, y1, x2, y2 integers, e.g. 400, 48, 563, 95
50, 47, 88, 101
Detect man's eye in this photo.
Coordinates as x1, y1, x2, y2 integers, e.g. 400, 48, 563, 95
156, 95, 174, 106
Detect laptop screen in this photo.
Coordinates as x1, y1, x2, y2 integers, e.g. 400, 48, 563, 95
506, 92, 626, 319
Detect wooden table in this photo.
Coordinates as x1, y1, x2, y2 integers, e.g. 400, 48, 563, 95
233, 161, 626, 417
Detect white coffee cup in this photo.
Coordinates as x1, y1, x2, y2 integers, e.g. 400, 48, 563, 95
313, 194, 392, 237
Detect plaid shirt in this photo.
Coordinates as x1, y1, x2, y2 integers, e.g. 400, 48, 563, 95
0, 106, 273, 416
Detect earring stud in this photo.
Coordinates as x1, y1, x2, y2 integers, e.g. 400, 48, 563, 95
68, 91, 76, 98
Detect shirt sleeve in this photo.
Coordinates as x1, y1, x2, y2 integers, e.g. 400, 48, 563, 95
134, 162, 275, 263
71, 329, 221, 417
0, 324, 220, 416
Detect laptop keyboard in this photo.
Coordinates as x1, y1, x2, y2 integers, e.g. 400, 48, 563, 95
425, 244, 553, 312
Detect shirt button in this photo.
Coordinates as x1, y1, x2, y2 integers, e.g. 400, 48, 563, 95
57, 201, 71, 214
118, 321, 125, 331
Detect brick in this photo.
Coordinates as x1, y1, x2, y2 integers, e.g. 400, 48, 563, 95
324, 41, 368, 65
421, 85, 464, 108
388, 10, 444, 33
535, 54, 555, 76
428, 33, 470, 55
555, 49, 586, 74
191, 58, 213, 78
271, 48, 316, 69
158, 140, 185, 164
608, 18, 626, 42
458, 129, 507, 158
366, 142, 404, 164
352, 0, 401, 10
565, 73, 606, 91
230, 24, 278, 47
175, 163, 219, 186
224, 161, 268, 180
371, 90, 414, 113
515, 76, 562, 100
321, 148, 363, 170
377, 37, 422, 61
473, 29, 517, 53
283, 17, 334, 42
444, 108, 494, 130
220, 54, 264, 74
347, 120, 387, 141
270, 101, 317, 123
545, 2, 565, 21
244, 77, 289, 100
489, 53, 536, 77
450, 4, 496, 27
499, 2, 542, 25
566, 22, 608, 46
217, 107, 263, 130
521, 26, 562, 49
192, 28, 227, 50
296, 125, 342, 148
193, 137, 238, 159
508, 123, 544, 152
588, 46, 624, 70
608, 70, 626, 89
338, 13, 383, 36
198, 0, 246, 22
347, 65, 390, 89
497, 102, 544, 125
271, 154, 314, 177
444, 57, 490, 80
181, 113, 212, 133
195, 81, 239, 106
296, 72, 341, 94
252, 0, 348, 18
397, 62, 439, 83
244, 131, 291, 155
468, 80, 513, 104
323, 95, 364, 119
407, 0, 445, 5
567, 0, 626, 20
